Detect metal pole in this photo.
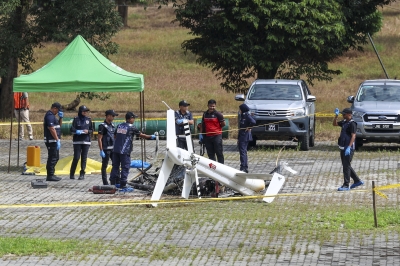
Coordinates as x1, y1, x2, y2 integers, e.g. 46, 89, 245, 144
372, 181, 378, 228
367, 33, 389, 79
8, 101, 14, 173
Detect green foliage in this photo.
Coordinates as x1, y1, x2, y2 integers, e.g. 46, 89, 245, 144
78, 92, 111, 101
172, 0, 395, 92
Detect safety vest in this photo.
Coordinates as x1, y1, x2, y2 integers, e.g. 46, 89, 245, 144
14, 93, 27, 109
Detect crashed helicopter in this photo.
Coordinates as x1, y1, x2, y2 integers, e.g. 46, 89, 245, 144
149, 107, 297, 206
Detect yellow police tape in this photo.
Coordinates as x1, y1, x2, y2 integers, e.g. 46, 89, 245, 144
0, 113, 337, 126
0, 184, 396, 209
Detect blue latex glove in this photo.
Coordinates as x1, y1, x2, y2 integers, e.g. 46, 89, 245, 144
56, 140, 61, 150
150, 135, 156, 140
334, 108, 339, 116
75, 130, 82, 135
345, 146, 351, 156
58, 111, 64, 118
176, 119, 184, 124
199, 134, 203, 141
100, 150, 106, 158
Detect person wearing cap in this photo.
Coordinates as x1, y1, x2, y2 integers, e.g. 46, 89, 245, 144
110, 112, 156, 188
238, 103, 256, 173
43, 102, 64, 182
98, 110, 118, 185
199, 99, 226, 164
175, 100, 194, 150
333, 107, 364, 191
69, 105, 93, 180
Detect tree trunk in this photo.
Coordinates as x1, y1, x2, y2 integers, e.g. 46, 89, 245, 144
0, 60, 19, 120
116, 0, 128, 27
257, 65, 279, 79
63, 97, 81, 111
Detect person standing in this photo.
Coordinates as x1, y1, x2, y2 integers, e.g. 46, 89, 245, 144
175, 100, 194, 151
43, 102, 63, 182
14, 92, 33, 140
333, 107, 364, 191
200, 99, 225, 164
110, 112, 155, 188
98, 109, 118, 185
69, 105, 93, 180
238, 104, 256, 173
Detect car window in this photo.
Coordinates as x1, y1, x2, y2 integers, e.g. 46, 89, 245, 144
357, 85, 400, 102
248, 84, 303, 100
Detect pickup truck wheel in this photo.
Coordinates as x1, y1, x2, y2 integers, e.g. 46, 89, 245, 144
248, 137, 257, 147
355, 137, 363, 150
299, 131, 310, 151
309, 117, 315, 147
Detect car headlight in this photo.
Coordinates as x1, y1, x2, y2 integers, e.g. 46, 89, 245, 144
352, 111, 364, 120
290, 108, 306, 117
249, 109, 256, 116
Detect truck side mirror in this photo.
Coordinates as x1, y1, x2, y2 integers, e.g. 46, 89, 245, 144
347, 96, 355, 103
306, 95, 316, 102
235, 94, 245, 101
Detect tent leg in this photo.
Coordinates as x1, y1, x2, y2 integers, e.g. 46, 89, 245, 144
8, 103, 14, 173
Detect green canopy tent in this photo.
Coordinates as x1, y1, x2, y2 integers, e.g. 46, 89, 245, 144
9, 35, 146, 171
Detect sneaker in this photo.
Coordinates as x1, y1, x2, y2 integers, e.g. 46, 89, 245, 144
338, 186, 350, 191
78, 173, 85, 180
119, 185, 134, 193
350, 181, 364, 189
29, 136, 33, 140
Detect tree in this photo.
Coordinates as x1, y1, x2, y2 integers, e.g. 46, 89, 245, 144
173, 0, 394, 93
0, 0, 123, 118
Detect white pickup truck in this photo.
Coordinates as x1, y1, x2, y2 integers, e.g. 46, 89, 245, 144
347, 79, 400, 149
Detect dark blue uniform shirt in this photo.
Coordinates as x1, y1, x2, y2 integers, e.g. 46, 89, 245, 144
113, 122, 140, 155
43, 110, 61, 143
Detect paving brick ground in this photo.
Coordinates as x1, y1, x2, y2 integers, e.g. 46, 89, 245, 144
0, 138, 399, 265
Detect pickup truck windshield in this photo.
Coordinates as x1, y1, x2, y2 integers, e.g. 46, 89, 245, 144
248, 84, 303, 100
357, 85, 400, 102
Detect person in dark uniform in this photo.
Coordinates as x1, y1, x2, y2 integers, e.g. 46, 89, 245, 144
43, 102, 63, 182
238, 104, 256, 173
110, 112, 155, 188
175, 100, 194, 151
333, 107, 364, 191
199, 99, 226, 164
98, 109, 118, 185
69, 105, 93, 180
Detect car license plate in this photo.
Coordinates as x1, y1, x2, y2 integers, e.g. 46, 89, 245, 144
372, 124, 393, 129
265, 123, 279, 131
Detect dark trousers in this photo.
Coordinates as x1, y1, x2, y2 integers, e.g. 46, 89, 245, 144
110, 153, 131, 187
204, 134, 224, 164
340, 149, 361, 187
177, 137, 188, 150
101, 150, 113, 185
45, 142, 59, 178
70, 144, 90, 176
238, 140, 249, 171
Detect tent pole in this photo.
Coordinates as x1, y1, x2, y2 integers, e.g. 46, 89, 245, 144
140, 91, 145, 172
8, 100, 14, 173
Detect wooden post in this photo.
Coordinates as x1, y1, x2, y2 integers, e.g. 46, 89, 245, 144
372, 181, 378, 228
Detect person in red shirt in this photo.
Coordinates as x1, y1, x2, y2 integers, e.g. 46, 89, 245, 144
14, 92, 33, 140
199, 99, 226, 164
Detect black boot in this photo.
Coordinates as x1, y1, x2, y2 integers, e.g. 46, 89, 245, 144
70, 174, 75, 179
78, 172, 85, 180
46, 176, 61, 182
102, 175, 109, 185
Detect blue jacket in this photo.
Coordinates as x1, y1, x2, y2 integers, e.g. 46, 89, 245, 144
43, 110, 61, 143
70, 116, 93, 145
113, 122, 141, 155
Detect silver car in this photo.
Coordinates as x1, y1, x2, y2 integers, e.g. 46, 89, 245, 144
235, 79, 316, 151
347, 79, 400, 148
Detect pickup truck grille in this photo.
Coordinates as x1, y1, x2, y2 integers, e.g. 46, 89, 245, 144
255, 110, 290, 117
363, 114, 400, 123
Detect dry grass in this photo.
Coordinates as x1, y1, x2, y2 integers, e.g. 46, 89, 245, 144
4, 3, 400, 140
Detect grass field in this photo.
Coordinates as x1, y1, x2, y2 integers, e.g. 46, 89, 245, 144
2, 3, 400, 141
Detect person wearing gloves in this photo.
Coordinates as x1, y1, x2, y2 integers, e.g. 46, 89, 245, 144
238, 104, 256, 173
43, 102, 63, 182
175, 100, 194, 150
69, 105, 93, 180
110, 112, 156, 189
333, 107, 364, 191
98, 109, 118, 185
